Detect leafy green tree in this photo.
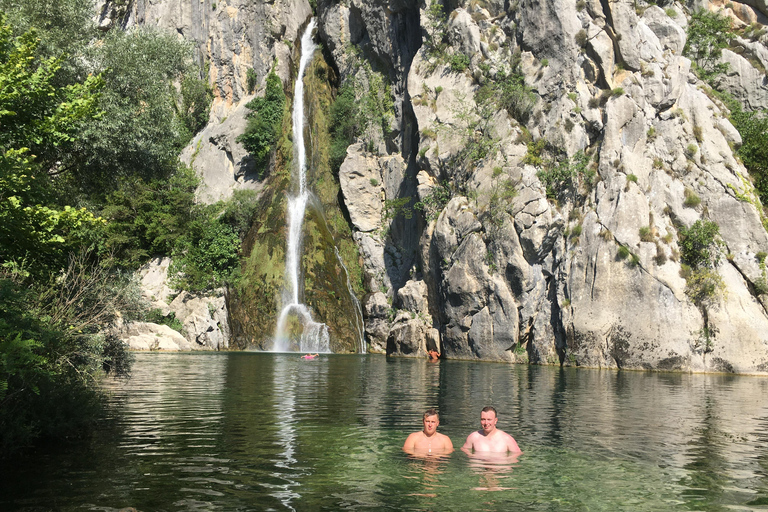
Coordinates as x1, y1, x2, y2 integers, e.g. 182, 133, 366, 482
73, 27, 208, 191
0, 0, 97, 85
179, 73, 213, 138
237, 69, 286, 176
0, 18, 103, 170
684, 10, 733, 81
220, 189, 260, 240
100, 166, 199, 268
171, 212, 241, 292
0, 16, 104, 275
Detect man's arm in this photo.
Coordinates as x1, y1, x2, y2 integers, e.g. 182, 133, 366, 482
461, 433, 475, 454
505, 434, 522, 454
442, 434, 455, 451
403, 432, 419, 452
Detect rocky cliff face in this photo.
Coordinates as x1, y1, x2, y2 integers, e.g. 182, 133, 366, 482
118, 0, 768, 372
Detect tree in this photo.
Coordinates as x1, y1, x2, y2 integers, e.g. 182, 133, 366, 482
684, 10, 732, 81
0, 0, 97, 85
72, 27, 209, 192
731, 109, 768, 206
0, 15, 104, 275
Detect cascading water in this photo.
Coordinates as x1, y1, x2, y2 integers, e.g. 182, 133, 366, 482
273, 19, 330, 353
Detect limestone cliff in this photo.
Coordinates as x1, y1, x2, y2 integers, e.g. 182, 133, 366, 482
116, 0, 768, 372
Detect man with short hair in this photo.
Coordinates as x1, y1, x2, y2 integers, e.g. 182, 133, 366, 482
403, 408, 454, 455
462, 406, 521, 454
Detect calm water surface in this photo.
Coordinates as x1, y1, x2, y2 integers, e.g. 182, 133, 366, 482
3, 352, 768, 511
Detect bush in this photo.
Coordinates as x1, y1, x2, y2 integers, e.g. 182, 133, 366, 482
101, 166, 199, 268
475, 67, 537, 125
220, 189, 260, 240
685, 267, 726, 305
246, 68, 258, 94
575, 30, 588, 48
678, 219, 722, 269
178, 73, 213, 138
730, 109, 768, 206
448, 53, 470, 73
617, 245, 630, 259
0, 252, 137, 456
415, 184, 452, 223
170, 212, 241, 292
536, 150, 592, 198
329, 83, 359, 175
684, 188, 701, 208
755, 276, 768, 295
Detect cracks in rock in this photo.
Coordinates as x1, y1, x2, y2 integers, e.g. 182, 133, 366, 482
596, 0, 634, 72
545, 270, 567, 365
593, 219, 683, 302
728, 255, 768, 316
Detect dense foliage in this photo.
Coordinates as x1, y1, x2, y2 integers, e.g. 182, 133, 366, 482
684, 10, 732, 81
329, 83, 359, 175
678, 219, 725, 305
679, 220, 722, 269
730, 107, 768, 206
237, 69, 286, 177
0, 3, 230, 457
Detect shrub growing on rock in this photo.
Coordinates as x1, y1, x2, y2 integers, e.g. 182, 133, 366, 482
237, 69, 286, 177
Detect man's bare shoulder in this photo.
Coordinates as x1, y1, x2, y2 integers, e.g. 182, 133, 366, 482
403, 431, 421, 447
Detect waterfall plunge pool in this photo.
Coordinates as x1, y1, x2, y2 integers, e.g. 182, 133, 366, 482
3, 352, 768, 511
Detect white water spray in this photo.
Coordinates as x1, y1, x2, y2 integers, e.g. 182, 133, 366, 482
273, 19, 330, 353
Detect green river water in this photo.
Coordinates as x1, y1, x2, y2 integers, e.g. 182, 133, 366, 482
2, 352, 768, 511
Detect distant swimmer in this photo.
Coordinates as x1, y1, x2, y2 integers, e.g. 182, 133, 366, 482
403, 408, 454, 455
301, 353, 319, 360
462, 406, 521, 454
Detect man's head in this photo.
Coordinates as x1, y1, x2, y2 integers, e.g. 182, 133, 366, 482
422, 408, 440, 436
480, 406, 498, 435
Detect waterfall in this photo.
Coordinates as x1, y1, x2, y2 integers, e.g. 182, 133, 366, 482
273, 19, 329, 353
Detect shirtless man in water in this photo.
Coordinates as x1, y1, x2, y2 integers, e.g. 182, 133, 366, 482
461, 406, 522, 454
403, 408, 454, 455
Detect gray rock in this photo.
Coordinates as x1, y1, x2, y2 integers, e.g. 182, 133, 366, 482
121, 322, 192, 351
339, 143, 384, 233
170, 291, 230, 350
714, 48, 768, 111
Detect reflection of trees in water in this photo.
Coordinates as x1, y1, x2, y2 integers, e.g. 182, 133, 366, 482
748, 415, 768, 507
679, 395, 729, 510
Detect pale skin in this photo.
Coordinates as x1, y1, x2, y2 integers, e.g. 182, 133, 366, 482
461, 410, 522, 454
403, 414, 454, 455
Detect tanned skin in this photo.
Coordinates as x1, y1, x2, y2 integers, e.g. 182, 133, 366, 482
403, 410, 454, 456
